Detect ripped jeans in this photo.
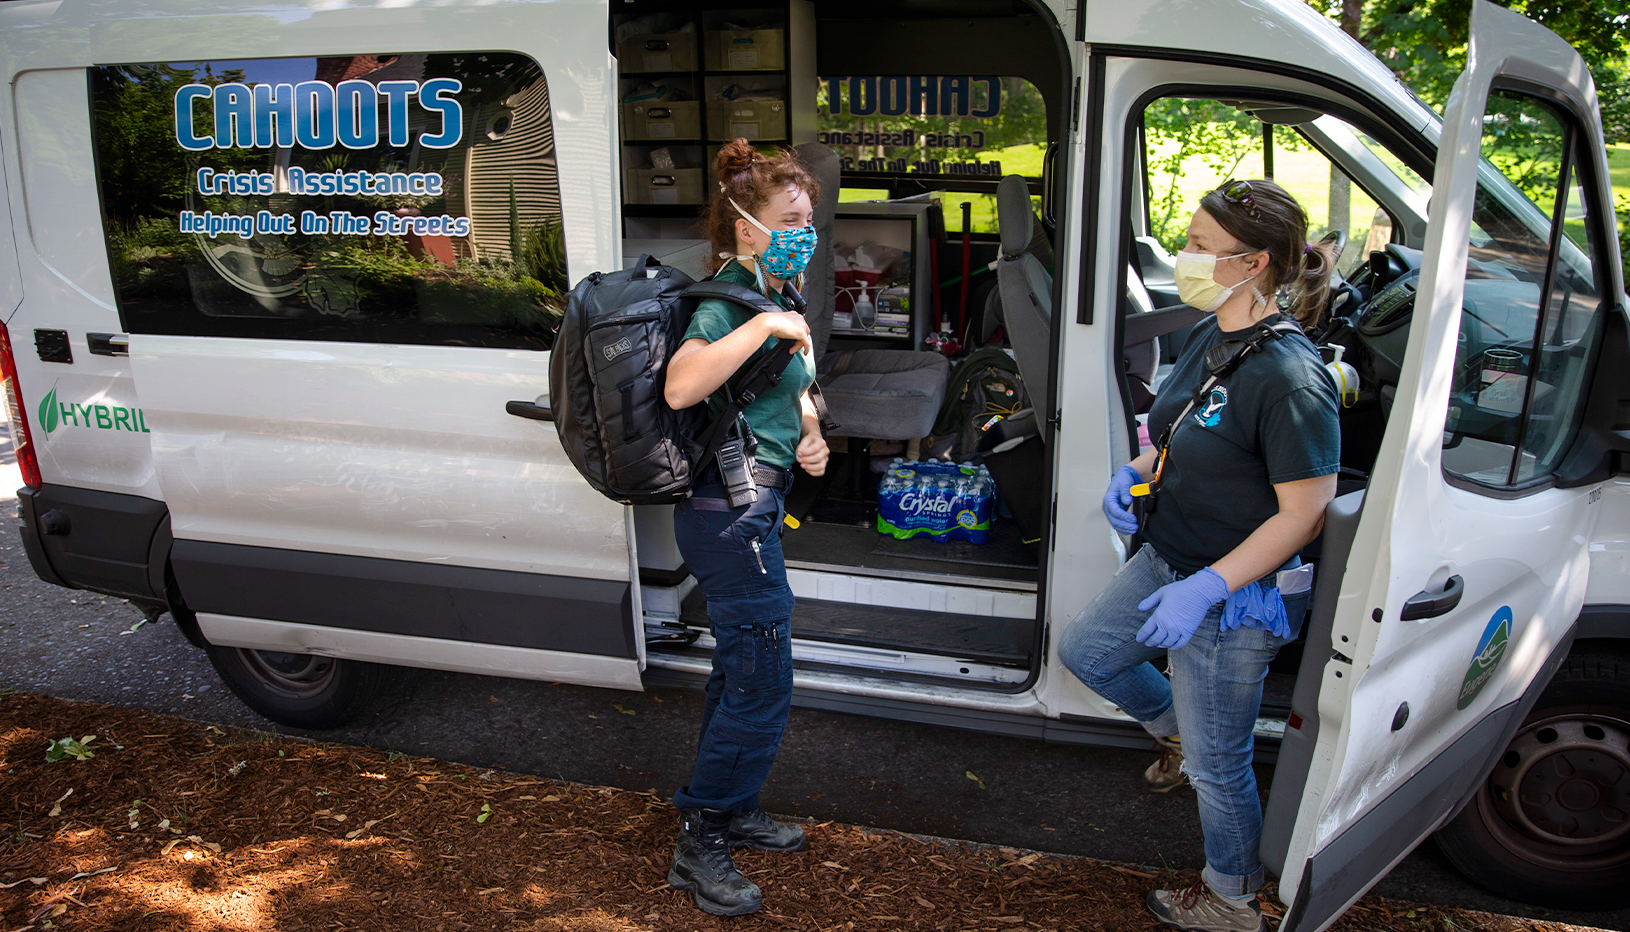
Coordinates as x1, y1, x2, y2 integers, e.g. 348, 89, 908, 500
671, 477, 795, 814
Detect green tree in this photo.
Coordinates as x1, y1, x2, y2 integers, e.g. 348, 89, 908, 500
1329, 0, 1630, 137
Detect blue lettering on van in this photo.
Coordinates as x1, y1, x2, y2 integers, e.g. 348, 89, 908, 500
822, 76, 1000, 118
175, 78, 464, 151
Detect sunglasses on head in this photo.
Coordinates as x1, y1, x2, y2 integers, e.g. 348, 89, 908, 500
1214, 178, 1260, 219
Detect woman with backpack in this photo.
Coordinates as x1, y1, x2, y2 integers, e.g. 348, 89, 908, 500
658, 139, 829, 917
1057, 179, 1341, 932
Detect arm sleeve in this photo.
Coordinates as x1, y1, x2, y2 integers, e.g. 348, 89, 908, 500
1261, 384, 1341, 484
683, 301, 738, 345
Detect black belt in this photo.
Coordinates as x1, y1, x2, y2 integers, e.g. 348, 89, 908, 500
752, 464, 791, 490
689, 465, 791, 510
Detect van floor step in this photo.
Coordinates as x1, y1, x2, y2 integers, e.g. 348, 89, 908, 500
780, 520, 1039, 584
679, 587, 1034, 666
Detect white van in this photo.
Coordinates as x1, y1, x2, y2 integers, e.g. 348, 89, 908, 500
1, 0, 1624, 925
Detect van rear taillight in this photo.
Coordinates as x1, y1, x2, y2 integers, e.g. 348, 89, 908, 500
0, 321, 42, 490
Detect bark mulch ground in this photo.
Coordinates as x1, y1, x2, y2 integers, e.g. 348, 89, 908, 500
0, 691, 1606, 932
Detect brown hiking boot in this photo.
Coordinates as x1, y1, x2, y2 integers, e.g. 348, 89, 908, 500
1147, 878, 1266, 931
1145, 736, 1187, 793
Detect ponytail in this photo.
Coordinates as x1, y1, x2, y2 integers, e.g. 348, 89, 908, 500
1286, 241, 1337, 328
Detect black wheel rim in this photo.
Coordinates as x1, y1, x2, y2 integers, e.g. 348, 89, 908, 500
235, 648, 338, 702
1480, 711, 1630, 871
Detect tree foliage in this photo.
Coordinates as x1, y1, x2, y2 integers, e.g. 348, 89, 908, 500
1323, 0, 1630, 142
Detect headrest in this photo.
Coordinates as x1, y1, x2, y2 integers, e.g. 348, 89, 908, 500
794, 142, 840, 231
996, 174, 1033, 257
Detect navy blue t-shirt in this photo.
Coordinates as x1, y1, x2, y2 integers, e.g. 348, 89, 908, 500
1142, 314, 1340, 576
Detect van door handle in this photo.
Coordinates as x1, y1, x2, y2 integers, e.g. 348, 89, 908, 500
1400, 575, 1465, 620
506, 400, 553, 421
87, 332, 129, 357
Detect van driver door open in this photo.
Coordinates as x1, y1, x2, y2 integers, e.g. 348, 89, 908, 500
1264, 2, 1624, 929
101, 1, 643, 689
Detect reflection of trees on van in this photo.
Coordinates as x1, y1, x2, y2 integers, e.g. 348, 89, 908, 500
91, 53, 569, 349
92, 63, 263, 223
817, 77, 1046, 171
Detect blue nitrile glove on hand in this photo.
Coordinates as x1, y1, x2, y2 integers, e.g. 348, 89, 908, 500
1136, 566, 1231, 650
1220, 580, 1292, 638
1102, 464, 1143, 535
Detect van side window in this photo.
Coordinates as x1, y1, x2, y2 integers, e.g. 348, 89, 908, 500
91, 53, 567, 350
1139, 98, 1394, 278
818, 75, 1049, 231
1440, 89, 1606, 487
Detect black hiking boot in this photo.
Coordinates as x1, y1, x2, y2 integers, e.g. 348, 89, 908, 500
729, 808, 807, 852
668, 808, 763, 916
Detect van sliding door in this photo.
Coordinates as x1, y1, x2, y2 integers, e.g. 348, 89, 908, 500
95, 1, 639, 687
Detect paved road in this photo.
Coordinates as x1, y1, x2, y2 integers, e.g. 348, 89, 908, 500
0, 481, 1621, 929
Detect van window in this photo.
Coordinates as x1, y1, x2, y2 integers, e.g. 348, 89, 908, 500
818, 75, 1047, 231
1140, 97, 1391, 277
91, 53, 567, 350
1440, 89, 1606, 487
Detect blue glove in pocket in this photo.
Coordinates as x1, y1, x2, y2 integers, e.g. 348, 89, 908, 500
1220, 581, 1291, 639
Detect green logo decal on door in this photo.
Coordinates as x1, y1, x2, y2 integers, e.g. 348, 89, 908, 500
34, 383, 151, 437
38, 383, 59, 434
1458, 605, 1512, 710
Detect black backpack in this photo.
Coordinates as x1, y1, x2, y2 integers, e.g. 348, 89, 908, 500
549, 255, 809, 506
929, 347, 1029, 463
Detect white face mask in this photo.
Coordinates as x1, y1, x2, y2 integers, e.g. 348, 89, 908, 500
1174, 250, 1262, 313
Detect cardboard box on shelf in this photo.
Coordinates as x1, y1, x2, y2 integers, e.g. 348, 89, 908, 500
622, 102, 702, 141
618, 33, 698, 73
705, 100, 787, 141
624, 168, 704, 205
703, 29, 785, 71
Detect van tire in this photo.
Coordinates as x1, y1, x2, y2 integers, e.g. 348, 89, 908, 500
202, 643, 386, 730
1433, 644, 1630, 910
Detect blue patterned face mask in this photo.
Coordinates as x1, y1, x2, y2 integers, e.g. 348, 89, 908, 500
728, 196, 817, 280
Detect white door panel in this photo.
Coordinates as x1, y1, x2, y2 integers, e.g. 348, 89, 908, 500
130, 335, 625, 579
1272, 3, 1615, 928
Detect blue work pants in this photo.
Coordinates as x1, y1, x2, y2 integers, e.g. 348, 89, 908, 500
671, 479, 795, 814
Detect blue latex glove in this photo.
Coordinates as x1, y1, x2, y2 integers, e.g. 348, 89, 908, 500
1221, 580, 1292, 638
1136, 567, 1231, 650
1102, 464, 1143, 535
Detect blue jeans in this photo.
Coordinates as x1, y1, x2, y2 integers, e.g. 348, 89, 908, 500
671, 479, 795, 814
1057, 544, 1307, 898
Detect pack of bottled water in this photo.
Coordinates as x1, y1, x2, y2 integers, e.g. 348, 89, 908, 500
876, 459, 996, 544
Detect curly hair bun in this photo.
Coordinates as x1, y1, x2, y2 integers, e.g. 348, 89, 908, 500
712, 138, 760, 184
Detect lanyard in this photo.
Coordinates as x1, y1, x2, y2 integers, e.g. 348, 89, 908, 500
1130, 319, 1302, 506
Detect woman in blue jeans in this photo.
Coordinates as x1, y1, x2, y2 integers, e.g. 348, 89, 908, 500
1059, 179, 1340, 932
659, 140, 829, 917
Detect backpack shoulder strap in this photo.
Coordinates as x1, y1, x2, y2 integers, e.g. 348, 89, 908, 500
682, 280, 784, 316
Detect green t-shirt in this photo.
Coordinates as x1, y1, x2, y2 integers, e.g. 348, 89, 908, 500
682, 260, 816, 469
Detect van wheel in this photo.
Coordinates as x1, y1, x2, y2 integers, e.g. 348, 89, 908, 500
1434, 645, 1630, 910
203, 643, 385, 730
